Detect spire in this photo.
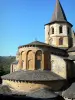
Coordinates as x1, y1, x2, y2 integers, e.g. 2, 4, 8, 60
51, 0, 67, 22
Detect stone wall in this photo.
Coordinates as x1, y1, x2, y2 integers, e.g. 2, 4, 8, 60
51, 54, 67, 79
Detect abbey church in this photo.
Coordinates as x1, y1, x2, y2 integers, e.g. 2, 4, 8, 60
1, 0, 75, 99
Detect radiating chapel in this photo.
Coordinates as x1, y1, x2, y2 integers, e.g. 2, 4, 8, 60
1, 0, 75, 97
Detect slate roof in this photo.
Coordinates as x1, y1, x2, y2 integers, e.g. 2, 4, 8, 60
51, 0, 67, 22
62, 56, 75, 61
1, 70, 64, 81
26, 88, 58, 99
18, 41, 50, 48
67, 56, 75, 61
45, 0, 72, 26
62, 83, 75, 98
68, 46, 75, 52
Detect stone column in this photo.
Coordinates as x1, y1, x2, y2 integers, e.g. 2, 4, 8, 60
41, 51, 44, 70
33, 51, 36, 70
23, 52, 27, 70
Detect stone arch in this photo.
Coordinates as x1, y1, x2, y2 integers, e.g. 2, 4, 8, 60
27, 50, 34, 70
35, 50, 42, 70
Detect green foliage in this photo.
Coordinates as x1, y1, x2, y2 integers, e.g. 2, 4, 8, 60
0, 56, 16, 76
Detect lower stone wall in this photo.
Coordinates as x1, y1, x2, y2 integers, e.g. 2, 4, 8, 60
2, 80, 65, 92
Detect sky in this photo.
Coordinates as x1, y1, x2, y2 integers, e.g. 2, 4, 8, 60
0, 0, 75, 56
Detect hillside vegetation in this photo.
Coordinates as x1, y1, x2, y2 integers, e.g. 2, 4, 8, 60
0, 56, 16, 76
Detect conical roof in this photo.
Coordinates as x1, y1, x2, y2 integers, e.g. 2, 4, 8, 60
51, 0, 67, 22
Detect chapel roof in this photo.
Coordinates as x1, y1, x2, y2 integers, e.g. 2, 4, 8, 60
18, 41, 50, 48
62, 83, 75, 98
1, 70, 64, 81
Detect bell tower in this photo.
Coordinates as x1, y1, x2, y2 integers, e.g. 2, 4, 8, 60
45, 0, 73, 48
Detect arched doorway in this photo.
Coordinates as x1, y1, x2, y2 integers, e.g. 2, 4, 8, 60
35, 50, 42, 70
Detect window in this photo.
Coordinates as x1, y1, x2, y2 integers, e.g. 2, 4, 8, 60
48, 32, 49, 35
59, 37, 63, 45
51, 27, 54, 34
59, 26, 63, 33
67, 27, 70, 34
35, 50, 42, 70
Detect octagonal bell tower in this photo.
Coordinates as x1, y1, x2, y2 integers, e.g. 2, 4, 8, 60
45, 0, 73, 48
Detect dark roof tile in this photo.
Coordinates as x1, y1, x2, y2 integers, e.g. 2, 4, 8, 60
68, 46, 75, 52
62, 83, 75, 98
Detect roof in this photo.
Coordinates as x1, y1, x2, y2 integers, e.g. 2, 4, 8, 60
51, 0, 67, 22
45, 0, 72, 26
62, 83, 75, 98
26, 88, 58, 99
12, 61, 18, 65
68, 56, 75, 61
59, 47, 68, 50
68, 46, 75, 52
1, 70, 64, 81
18, 41, 50, 48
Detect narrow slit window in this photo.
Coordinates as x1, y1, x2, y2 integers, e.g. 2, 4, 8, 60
51, 27, 54, 34
59, 26, 63, 33
67, 27, 70, 34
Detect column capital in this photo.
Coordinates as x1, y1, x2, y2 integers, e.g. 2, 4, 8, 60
33, 51, 36, 54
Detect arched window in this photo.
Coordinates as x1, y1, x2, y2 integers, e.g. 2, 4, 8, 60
51, 27, 54, 34
59, 37, 63, 45
59, 26, 63, 33
35, 50, 42, 70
